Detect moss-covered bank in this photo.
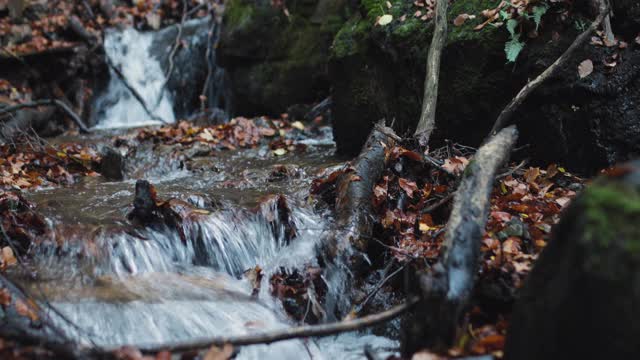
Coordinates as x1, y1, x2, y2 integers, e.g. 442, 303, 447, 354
506, 161, 640, 359
329, 0, 512, 154
218, 0, 350, 115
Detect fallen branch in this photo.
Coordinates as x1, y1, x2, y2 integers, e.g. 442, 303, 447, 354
413, 0, 448, 146
331, 121, 397, 254
0, 99, 90, 133
487, 2, 610, 137
107, 296, 419, 353
403, 126, 518, 354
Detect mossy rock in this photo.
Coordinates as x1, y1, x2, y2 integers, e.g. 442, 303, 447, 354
218, 0, 350, 115
329, 0, 512, 154
505, 161, 640, 359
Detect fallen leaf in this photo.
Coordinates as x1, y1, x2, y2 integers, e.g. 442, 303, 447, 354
523, 167, 540, 184
399, 178, 418, 198
1, 247, 16, 267
273, 148, 287, 156
378, 14, 393, 26
442, 156, 469, 175
291, 121, 305, 130
578, 59, 593, 78
453, 14, 470, 26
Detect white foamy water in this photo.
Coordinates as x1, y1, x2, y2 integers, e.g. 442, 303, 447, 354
93, 27, 175, 129
35, 203, 398, 359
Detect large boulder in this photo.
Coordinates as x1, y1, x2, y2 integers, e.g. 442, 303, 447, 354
505, 161, 640, 359
217, 0, 348, 116
150, 17, 222, 118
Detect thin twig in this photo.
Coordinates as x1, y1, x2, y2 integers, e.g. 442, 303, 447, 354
414, 0, 448, 146
421, 192, 454, 214
487, 1, 611, 137
154, 0, 188, 110
357, 261, 406, 313
200, 13, 218, 111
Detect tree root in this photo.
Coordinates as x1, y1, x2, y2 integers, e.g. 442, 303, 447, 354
0, 99, 90, 134
488, 1, 611, 137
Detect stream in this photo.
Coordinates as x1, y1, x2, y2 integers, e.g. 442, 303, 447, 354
6, 21, 398, 359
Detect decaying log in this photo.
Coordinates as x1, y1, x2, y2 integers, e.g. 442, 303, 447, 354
403, 126, 518, 354
331, 121, 397, 255
488, 1, 611, 137
413, 0, 448, 146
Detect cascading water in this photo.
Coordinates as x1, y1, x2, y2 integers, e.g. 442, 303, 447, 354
93, 27, 176, 129
13, 17, 398, 360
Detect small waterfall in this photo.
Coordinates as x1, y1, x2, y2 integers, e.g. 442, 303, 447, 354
93, 27, 176, 128
92, 16, 227, 129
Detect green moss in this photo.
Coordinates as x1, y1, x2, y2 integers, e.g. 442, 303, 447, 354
224, 0, 255, 30
582, 182, 640, 253
331, 15, 371, 58
447, 0, 502, 44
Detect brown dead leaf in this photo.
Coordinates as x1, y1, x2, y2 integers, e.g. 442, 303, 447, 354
14, 299, 39, 321
442, 156, 469, 175
1, 247, 16, 267
578, 59, 594, 78
399, 178, 418, 198
523, 167, 540, 184
453, 14, 467, 26
0, 288, 11, 306
204, 344, 233, 360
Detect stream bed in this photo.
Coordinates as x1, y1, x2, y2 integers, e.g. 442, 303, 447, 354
8, 129, 398, 359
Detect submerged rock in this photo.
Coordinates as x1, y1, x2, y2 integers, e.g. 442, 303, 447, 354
505, 161, 640, 359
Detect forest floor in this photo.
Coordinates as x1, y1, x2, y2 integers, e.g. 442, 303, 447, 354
0, 1, 615, 360
0, 115, 589, 359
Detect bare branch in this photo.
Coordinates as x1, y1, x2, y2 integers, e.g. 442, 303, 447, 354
487, 2, 610, 137
103, 296, 419, 354
414, 0, 448, 146
0, 99, 90, 133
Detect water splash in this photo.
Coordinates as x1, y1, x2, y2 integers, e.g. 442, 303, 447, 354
93, 27, 175, 129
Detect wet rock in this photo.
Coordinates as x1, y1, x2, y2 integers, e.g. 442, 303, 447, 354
127, 180, 161, 225
100, 146, 124, 181
329, 0, 511, 155
0, 191, 46, 255
149, 17, 224, 119
329, 2, 640, 174
506, 161, 640, 359
217, 0, 348, 116
512, 8, 640, 174
503, 217, 526, 238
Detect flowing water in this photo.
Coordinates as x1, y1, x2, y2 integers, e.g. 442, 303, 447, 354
8, 22, 399, 359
